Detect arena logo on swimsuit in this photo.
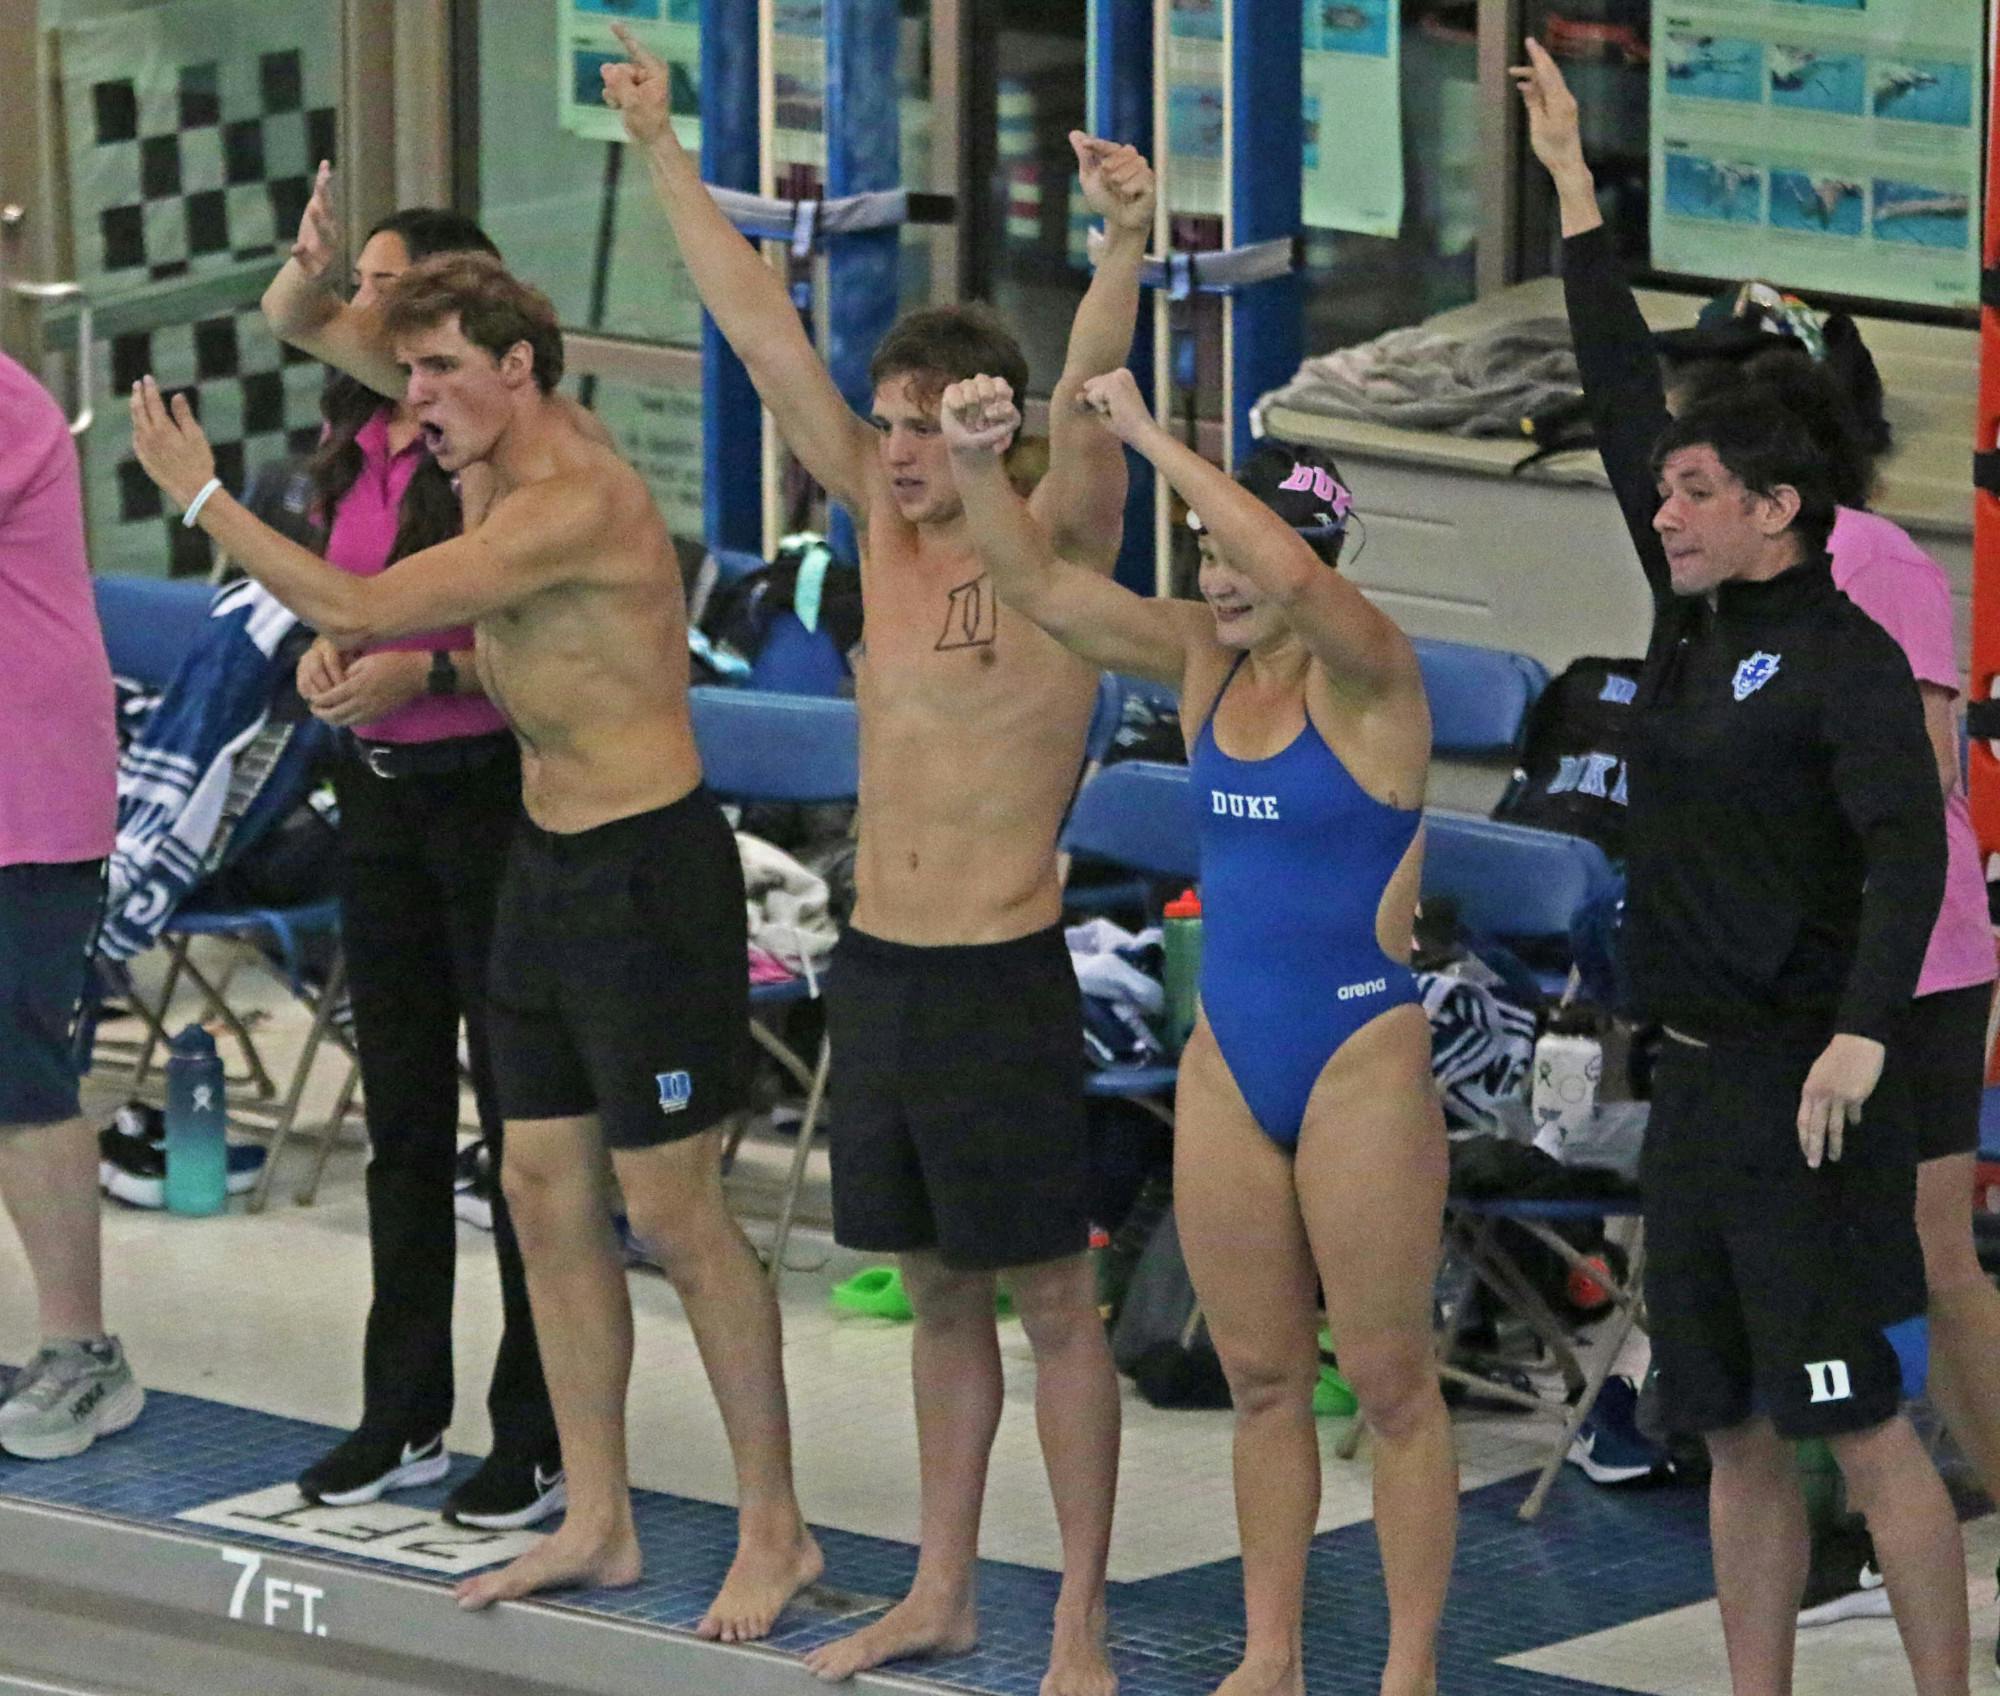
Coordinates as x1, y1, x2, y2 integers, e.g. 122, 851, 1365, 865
1210, 790, 1281, 820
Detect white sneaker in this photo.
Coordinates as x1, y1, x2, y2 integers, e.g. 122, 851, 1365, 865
0, 1337, 145, 1460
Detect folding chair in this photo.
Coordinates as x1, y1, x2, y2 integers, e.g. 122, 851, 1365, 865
1438, 1196, 1646, 1519
1059, 759, 1200, 1125
128, 898, 357, 1212
1419, 811, 1622, 1000
689, 686, 859, 1286
93, 574, 215, 685
1331, 1187, 1647, 1519
1411, 637, 1548, 760
90, 573, 360, 1208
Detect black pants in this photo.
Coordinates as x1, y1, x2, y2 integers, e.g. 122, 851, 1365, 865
335, 737, 555, 1457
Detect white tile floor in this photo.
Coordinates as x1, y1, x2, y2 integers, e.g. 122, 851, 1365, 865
1504, 1513, 2000, 1696
6, 938, 1996, 1691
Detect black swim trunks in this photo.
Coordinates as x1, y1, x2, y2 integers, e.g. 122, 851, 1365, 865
1642, 1035, 1925, 1440
826, 923, 1090, 1272
488, 789, 748, 1148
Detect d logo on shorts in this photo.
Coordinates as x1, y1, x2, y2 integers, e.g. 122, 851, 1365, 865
655, 1070, 693, 1115
1804, 1358, 1852, 1404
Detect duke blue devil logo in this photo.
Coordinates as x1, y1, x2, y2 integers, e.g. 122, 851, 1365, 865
1732, 651, 1781, 702
655, 1071, 693, 1115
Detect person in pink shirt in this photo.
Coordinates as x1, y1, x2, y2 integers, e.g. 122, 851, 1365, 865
0, 352, 145, 1461
260, 180, 560, 1530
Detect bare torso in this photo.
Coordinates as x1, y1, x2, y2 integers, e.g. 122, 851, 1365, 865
851, 509, 1099, 946
465, 436, 701, 834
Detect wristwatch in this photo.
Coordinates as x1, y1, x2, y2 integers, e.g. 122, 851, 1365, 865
426, 650, 457, 697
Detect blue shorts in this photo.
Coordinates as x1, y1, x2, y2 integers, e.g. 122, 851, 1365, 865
0, 860, 105, 1128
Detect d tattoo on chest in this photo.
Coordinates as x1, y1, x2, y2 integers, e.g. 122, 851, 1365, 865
935, 574, 998, 652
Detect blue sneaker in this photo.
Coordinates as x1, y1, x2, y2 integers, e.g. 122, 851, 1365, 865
1566, 1374, 1668, 1484
612, 1213, 662, 1273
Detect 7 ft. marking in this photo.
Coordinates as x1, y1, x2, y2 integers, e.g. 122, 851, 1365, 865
221, 1549, 330, 1637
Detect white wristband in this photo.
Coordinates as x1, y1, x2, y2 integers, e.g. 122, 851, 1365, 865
181, 477, 223, 529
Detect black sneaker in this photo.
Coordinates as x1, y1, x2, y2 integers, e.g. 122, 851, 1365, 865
1798, 1517, 1892, 1626
298, 1429, 449, 1507
453, 1140, 494, 1232
442, 1450, 566, 1531
98, 1125, 266, 1207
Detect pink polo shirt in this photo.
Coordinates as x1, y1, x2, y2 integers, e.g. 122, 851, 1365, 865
0, 354, 116, 866
324, 408, 506, 745
1831, 507, 1996, 998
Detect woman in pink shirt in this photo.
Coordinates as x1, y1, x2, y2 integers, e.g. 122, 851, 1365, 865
262, 185, 558, 1530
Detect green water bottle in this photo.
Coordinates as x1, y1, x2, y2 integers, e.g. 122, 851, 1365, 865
1161, 888, 1203, 1052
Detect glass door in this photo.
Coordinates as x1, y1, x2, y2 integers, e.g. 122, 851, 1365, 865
2, 0, 360, 576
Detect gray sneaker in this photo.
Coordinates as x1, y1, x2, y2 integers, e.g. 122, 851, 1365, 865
0, 1338, 145, 1460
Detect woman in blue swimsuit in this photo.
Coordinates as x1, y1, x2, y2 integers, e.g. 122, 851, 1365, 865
942, 369, 1453, 1696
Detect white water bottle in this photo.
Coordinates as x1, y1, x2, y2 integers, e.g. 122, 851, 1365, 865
1531, 1014, 1602, 1161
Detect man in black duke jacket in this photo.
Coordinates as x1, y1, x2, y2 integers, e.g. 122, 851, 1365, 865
1517, 37, 1965, 1696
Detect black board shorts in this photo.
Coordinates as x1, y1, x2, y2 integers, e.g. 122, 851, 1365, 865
1641, 1034, 1926, 1440
487, 790, 748, 1149
827, 923, 1090, 1272
0, 860, 103, 1128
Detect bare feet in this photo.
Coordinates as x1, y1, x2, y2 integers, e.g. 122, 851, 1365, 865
1209, 1650, 1304, 1696
804, 1587, 979, 1682
454, 1520, 642, 1610
1043, 1595, 1117, 1696
696, 1522, 826, 1643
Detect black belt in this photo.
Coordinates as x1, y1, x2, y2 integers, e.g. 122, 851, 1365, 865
351, 732, 510, 780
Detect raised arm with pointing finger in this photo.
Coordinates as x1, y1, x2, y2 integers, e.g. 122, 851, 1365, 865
602, 27, 876, 511
1512, 38, 1672, 602
604, 23, 1153, 559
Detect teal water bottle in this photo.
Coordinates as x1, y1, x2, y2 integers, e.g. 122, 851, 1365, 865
1161, 888, 1203, 1052
164, 1024, 228, 1216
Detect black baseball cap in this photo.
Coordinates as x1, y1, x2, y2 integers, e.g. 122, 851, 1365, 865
1653, 280, 1889, 452
1187, 443, 1354, 544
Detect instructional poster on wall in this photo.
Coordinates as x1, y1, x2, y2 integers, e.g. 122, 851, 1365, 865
768, 0, 828, 171
1163, 0, 1226, 217
1303, 0, 1403, 236
1161, 1, 1405, 235
1650, 0, 1985, 309
558, 0, 700, 147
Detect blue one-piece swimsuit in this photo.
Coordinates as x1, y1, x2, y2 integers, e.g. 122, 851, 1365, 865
1189, 658, 1422, 1148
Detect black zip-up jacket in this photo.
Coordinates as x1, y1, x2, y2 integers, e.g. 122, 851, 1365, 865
1561, 223, 1946, 1046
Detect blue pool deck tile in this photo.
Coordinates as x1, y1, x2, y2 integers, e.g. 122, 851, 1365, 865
0, 1379, 1728, 1696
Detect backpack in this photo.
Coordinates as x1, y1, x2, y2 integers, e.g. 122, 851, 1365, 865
1492, 656, 1643, 857
695, 533, 863, 683
1108, 1204, 1231, 1410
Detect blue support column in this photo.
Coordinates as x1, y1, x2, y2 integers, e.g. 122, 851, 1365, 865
824, 0, 902, 562
700, 0, 761, 554
1091, 0, 1155, 597
1227, 0, 1303, 466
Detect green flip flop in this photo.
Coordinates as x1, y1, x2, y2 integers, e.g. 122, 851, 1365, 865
830, 1266, 914, 1320
1313, 1326, 1357, 1418
829, 1266, 1016, 1322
